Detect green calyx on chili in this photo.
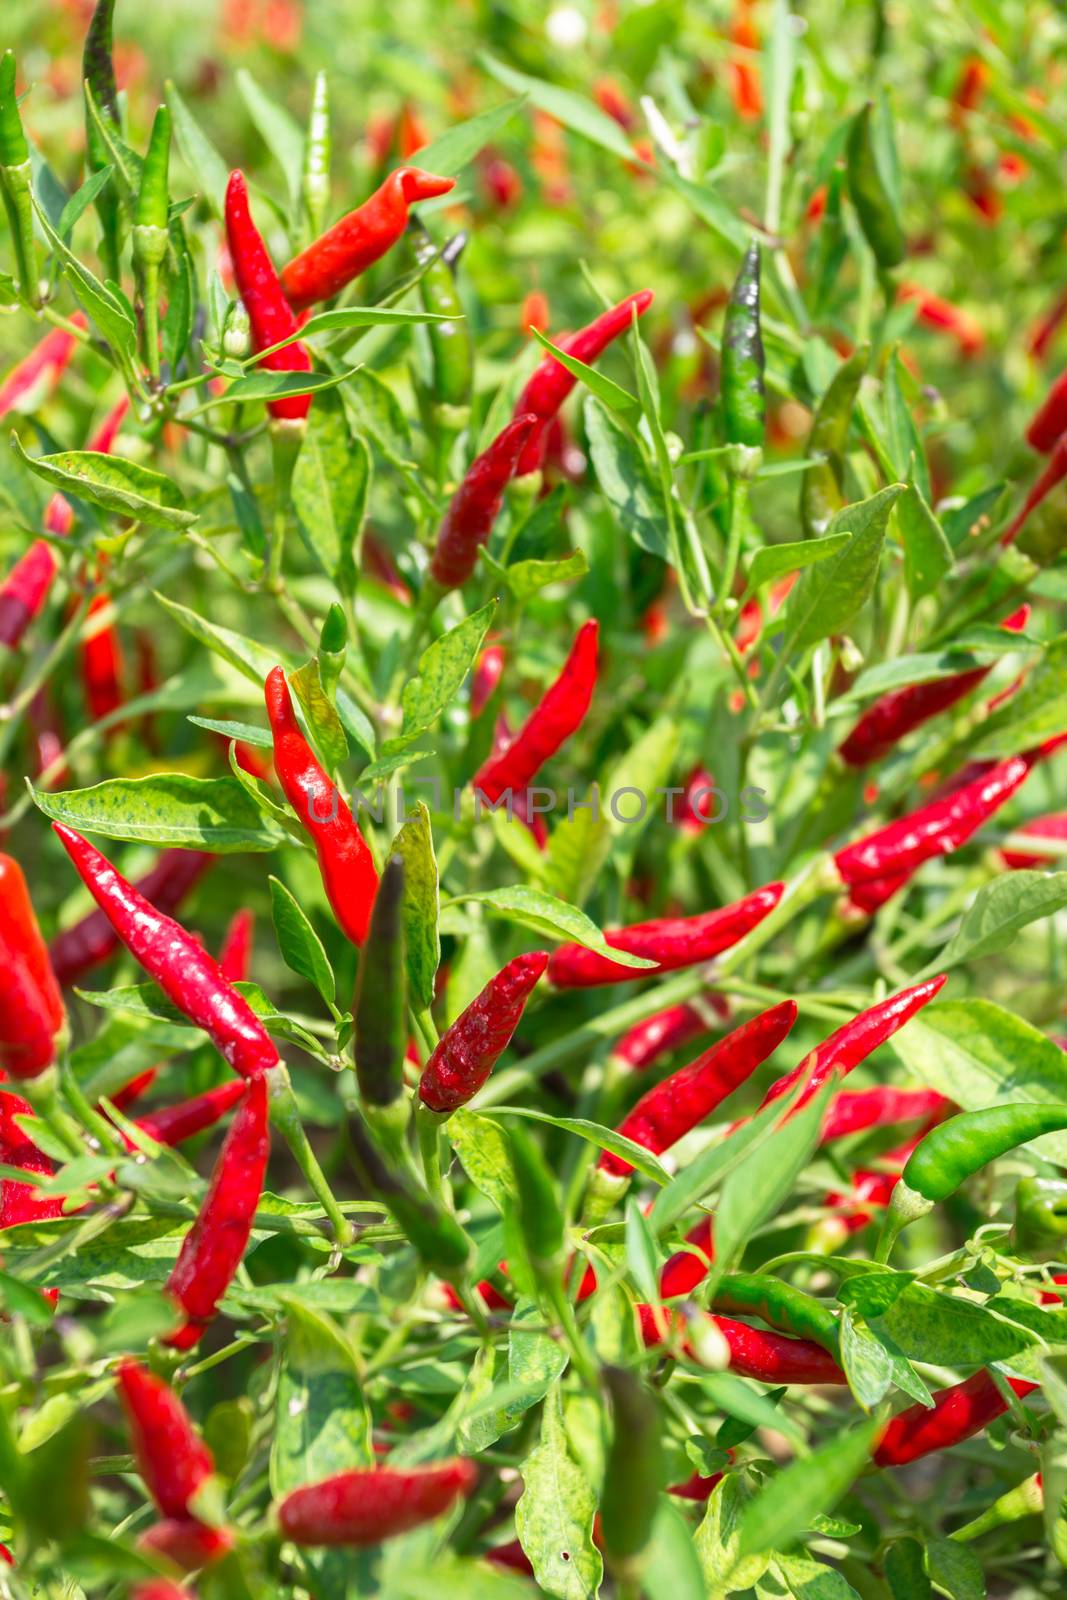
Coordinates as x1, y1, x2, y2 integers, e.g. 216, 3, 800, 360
877, 1101, 1067, 1262
427, 413, 538, 592
301, 70, 331, 242
547, 879, 783, 988
281, 165, 456, 311
225, 169, 313, 424
0, 52, 40, 308
472, 618, 599, 805
721, 239, 765, 451
418, 950, 547, 1114
265, 665, 379, 946
0, 852, 65, 1080
846, 102, 905, 270
275, 1459, 478, 1547
163, 1073, 270, 1349
600, 1366, 663, 1578
116, 1360, 215, 1519
51, 824, 278, 1079
800, 343, 869, 536
353, 856, 409, 1151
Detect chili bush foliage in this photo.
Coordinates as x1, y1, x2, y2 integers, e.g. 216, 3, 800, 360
1, 0, 1067, 1595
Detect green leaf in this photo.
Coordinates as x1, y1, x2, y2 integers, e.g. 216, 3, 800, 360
166, 79, 229, 216
389, 801, 440, 1013
479, 56, 635, 162
415, 97, 527, 176
529, 327, 637, 414
585, 397, 668, 560
448, 1111, 516, 1213
269, 877, 336, 1006
624, 1196, 662, 1305
923, 1537, 986, 1600
486, 1107, 670, 1187
786, 485, 905, 650
188, 716, 272, 749
695, 1472, 774, 1595
11, 433, 195, 530
932, 872, 1067, 973
298, 305, 459, 338
194, 367, 357, 412
655, 162, 750, 252
644, 1496, 707, 1600
977, 634, 1067, 758
35, 772, 289, 852
841, 1279, 1033, 1366
291, 389, 370, 592
450, 885, 656, 970
270, 1298, 373, 1496
712, 1081, 832, 1273
388, 601, 496, 751
155, 593, 281, 685
737, 1419, 882, 1558
898, 481, 953, 602
495, 549, 589, 603
514, 1387, 601, 1600
290, 658, 348, 774
236, 67, 305, 211
743, 533, 852, 599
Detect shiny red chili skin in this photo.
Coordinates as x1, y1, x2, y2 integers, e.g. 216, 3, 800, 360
547, 880, 784, 989
81, 593, 125, 722
1027, 368, 1067, 452
470, 644, 505, 718
472, 619, 599, 804
116, 1360, 215, 1519
52, 826, 276, 1079
513, 290, 654, 473
838, 605, 1030, 767
834, 758, 1031, 886
428, 415, 539, 590
265, 666, 379, 946
418, 951, 548, 1113
0, 1086, 64, 1229
0, 853, 64, 1078
601, 1001, 797, 1177
276, 1459, 478, 1546
612, 995, 727, 1071
753, 976, 947, 1117
281, 166, 455, 311
164, 1074, 269, 1348
638, 1304, 847, 1385
1000, 811, 1067, 869
874, 1372, 1037, 1467
49, 848, 214, 987
132, 1079, 247, 1148
225, 169, 312, 423
821, 1086, 952, 1143
218, 907, 254, 981
138, 1520, 234, 1573
659, 1215, 715, 1299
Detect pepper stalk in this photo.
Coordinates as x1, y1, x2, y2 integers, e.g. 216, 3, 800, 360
133, 104, 171, 383
0, 52, 40, 308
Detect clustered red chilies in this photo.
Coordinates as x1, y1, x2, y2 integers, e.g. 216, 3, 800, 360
265, 666, 379, 945
226, 169, 313, 423
418, 951, 548, 1113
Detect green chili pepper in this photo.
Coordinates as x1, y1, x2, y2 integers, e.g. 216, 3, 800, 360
82, 0, 119, 125
600, 1366, 662, 1580
134, 104, 170, 381
712, 1272, 840, 1356
1014, 1176, 1067, 1257
302, 70, 331, 242
83, 82, 121, 285
877, 1103, 1067, 1261
353, 857, 408, 1153
950, 1473, 1043, 1544
348, 1114, 471, 1277
0, 52, 39, 309
721, 240, 765, 451
846, 102, 905, 271
411, 218, 473, 474
510, 1124, 564, 1267
318, 602, 347, 700
82, 0, 121, 283
801, 343, 869, 536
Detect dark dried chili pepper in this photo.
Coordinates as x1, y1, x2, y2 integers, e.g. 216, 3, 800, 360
353, 856, 407, 1129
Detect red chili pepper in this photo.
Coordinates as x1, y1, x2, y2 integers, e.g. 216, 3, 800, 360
1026, 369, 1067, 452
547, 880, 783, 988
80, 593, 126, 723
873, 1372, 1037, 1467
897, 283, 984, 357
751, 977, 947, 1118
265, 666, 379, 946
225, 169, 312, 423
218, 908, 254, 981
1001, 432, 1067, 545
276, 1459, 478, 1546
132, 1079, 247, 1148
950, 56, 988, 121
472, 619, 599, 804
512, 291, 653, 474
280, 166, 455, 311
638, 1304, 847, 1385
0, 1086, 64, 1229
594, 78, 638, 133
838, 605, 1030, 767
659, 1215, 715, 1299
729, 0, 763, 120
0, 854, 65, 1079
481, 154, 523, 210
138, 1520, 234, 1573
164, 1074, 269, 1348
820, 1085, 952, 1143
486, 1538, 534, 1574
1029, 290, 1067, 361
109, 1068, 157, 1112
49, 847, 213, 987
132, 1579, 192, 1600
428, 415, 539, 590
470, 644, 505, 718
669, 1466, 729, 1501
418, 951, 548, 1113
611, 994, 727, 1071
834, 758, 1031, 885
999, 811, 1067, 869
843, 868, 914, 918
0, 318, 84, 417
116, 1360, 215, 1519
52, 826, 277, 1079
600, 1001, 797, 1178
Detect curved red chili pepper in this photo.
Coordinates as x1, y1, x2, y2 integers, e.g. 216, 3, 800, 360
81, 593, 125, 723
225, 169, 312, 423
132, 1079, 247, 1148
138, 1520, 234, 1573
638, 1303, 847, 1385
281, 166, 455, 311
428, 415, 539, 590
0, 318, 84, 417
611, 994, 728, 1071
276, 1459, 478, 1546
418, 951, 548, 1113
1027, 368, 1067, 452
49, 847, 214, 988
218, 908, 254, 981
601, 1001, 797, 1177
838, 605, 1030, 768
820, 1085, 952, 1144
116, 1360, 215, 1519
547, 880, 783, 988
659, 1214, 715, 1299
0, 1086, 64, 1230
0, 853, 64, 1076
874, 1372, 1037, 1467
513, 291, 653, 473
52, 826, 277, 1080
834, 758, 1031, 885
897, 283, 984, 357
470, 643, 505, 718
164, 1074, 270, 1348
1000, 811, 1067, 869
472, 619, 599, 805
264, 666, 379, 946
1002, 433, 1067, 545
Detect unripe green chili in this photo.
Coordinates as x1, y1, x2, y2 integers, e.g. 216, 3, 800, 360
81, 1, 121, 283
600, 1367, 662, 1579
878, 1103, 1067, 1261
801, 343, 869, 536
134, 105, 171, 381
352, 857, 408, 1154
721, 240, 765, 450
318, 602, 346, 700
0, 53, 39, 309
846, 103, 905, 270
711, 1272, 840, 1356
510, 1124, 565, 1267
1014, 1176, 1067, 1256
950, 1473, 1043, 1543
82, 0, 119, 124
348, 1114, 471, 1278
412, 221, 473, 414
302, 70, 331, 242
